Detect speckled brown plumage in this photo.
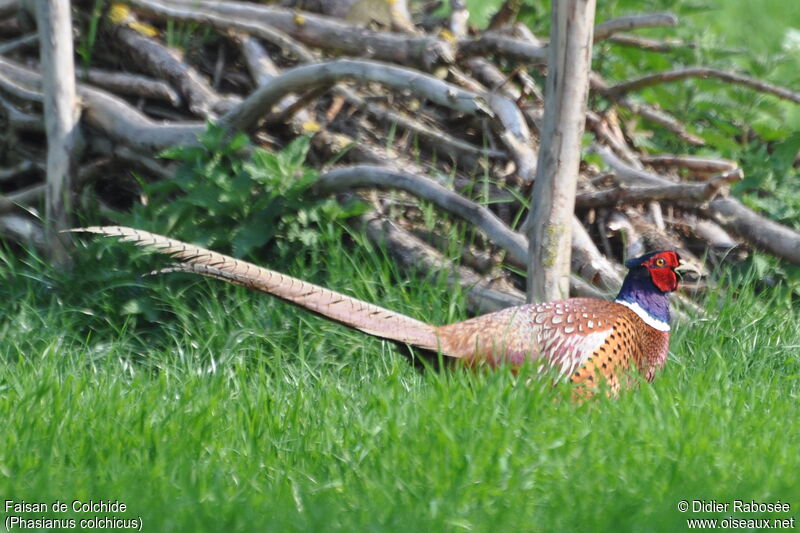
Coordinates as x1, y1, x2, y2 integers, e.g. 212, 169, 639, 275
74, 226, 682, 391
434, 299, 670, 391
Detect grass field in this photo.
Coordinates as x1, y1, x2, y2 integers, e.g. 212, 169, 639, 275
1, 225, 798, 532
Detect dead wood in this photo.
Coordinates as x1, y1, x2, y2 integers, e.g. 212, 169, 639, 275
37, 0, 81, 263
575, 169, 743, 208
3, 0, 800, 320
79, 68, 181, 106
528, 0, 596, 301
220, 58, 493, 133
316, 165, 529, 265
132, 0, 453, 70
459, 32, 547, 64
593, 12, 677, 42
362, 214, 527, 314
112, 25, 238, 117
0, 57, 205, 152
702, 198, 800, 265
604, 67, 800, 104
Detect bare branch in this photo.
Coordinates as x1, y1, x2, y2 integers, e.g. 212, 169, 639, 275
0, 57, 205, 153
0, 160, 36, 182
128, 0, 316, 63
79, 68, 181, 106
606, 33, 691, 52
0, 183, 45, 215
136, 0, 453, 70
336, 86, 506, 162
702, 198, 800, 265
220, 59, 493, 133
575, 169, 743, 208
0, 94, 42, 131
620, 99, 705, 145
0, 32, 37, 54
589, 144, 674, 186
363, 214, 527, 314
486, 92, 537, 182
640, 154, 737, 176
604, 67, 800, 104
112, 25, 238, 117
594, 12, 677, 42
459, 32, 548, 64
590, 72, 704, 145
315, 165, 529, 265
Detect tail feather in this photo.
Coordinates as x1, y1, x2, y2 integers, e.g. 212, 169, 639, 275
73, 226, 442, 352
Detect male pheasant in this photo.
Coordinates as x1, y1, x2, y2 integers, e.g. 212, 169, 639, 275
76, 226, 686, 390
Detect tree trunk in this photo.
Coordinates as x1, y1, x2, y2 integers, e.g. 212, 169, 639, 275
36, 0, 80, 264
527, 0, 596, 302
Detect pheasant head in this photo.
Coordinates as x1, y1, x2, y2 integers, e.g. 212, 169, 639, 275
613, 250, 683, 332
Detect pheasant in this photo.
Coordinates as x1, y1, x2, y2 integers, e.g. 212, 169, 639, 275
75, 226, 687, 390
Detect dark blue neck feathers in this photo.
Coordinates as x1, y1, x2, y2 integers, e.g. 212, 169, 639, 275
614, 269, 671, 324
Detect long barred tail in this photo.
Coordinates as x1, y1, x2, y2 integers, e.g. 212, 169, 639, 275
72, 226, 442, 351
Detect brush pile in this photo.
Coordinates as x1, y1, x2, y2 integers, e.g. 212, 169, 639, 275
2, 0, 800, 311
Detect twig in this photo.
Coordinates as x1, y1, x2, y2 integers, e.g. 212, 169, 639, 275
335, 86, 506, 161
315, 165, 529, 265
79, 68, 181, 106
0, 214, 45, 250
362, 214, 526, 314
585, 109, 639, 165
589, 144, 674, 186
591, 143, 800, 265
488, 0, 523, 30
0, 160, 36, 182
0, 32, 37, 54
233, 33, 281, 87
135, 0, 454, 70
459, 31, 548, 64
486, 92, 536, 182
570, 218, 623, 292
575, 169, 743, 208
0, 57, 205, 153
0, 183, 45, 215
606, 33, 691, 52
675, 214, 738, 251
590, 72, 704, 146
0, 93, 42, 131
702, 198, 800, 265
593, 13, 677, 42
129, 0, 317, 63
620, 99, 705, 145
640, 154, 737, 176
112, 25, 240, 117
604, 67, 800, 104
220, 59, 493, 134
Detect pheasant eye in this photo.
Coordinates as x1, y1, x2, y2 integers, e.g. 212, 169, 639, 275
654, 258, 666, 267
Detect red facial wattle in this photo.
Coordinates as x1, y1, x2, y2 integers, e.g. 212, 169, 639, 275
649, 267, 678, 292
645, 251, 681, 293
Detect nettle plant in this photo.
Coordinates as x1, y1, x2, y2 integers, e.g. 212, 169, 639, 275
125, 125, 365, 259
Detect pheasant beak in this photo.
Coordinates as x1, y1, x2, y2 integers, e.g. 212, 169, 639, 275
674, 258, 703, 280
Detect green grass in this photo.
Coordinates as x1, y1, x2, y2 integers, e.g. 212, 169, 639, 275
1, 227, 798, 532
